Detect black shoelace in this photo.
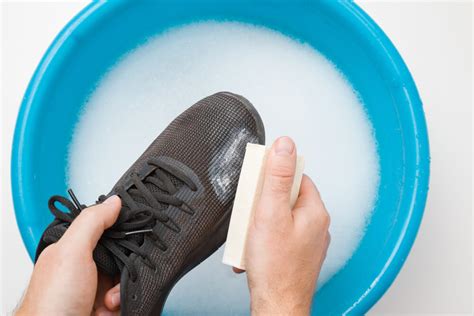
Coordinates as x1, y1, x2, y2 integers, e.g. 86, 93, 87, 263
48, 158, 198, 281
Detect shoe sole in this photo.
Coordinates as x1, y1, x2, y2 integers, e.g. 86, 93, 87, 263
152, 92, 265, 314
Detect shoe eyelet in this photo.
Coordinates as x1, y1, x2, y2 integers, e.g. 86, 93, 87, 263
132, 294, 138, 301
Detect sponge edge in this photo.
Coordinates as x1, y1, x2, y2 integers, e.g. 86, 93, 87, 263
222, 143, 305, 269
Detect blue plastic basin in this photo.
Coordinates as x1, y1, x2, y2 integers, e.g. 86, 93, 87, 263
11, 0, 429, 314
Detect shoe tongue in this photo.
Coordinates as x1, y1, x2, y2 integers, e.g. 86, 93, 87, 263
133, 171, 184, 209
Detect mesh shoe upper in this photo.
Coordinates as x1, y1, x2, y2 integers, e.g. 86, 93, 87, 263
36, 92, 265, 315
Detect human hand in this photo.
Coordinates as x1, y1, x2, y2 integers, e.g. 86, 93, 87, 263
16, 195, 123, 316
236, 137, 331, 315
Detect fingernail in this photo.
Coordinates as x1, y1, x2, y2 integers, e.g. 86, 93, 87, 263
274, 137, 294, 156
111, 291, 120, 307
103, 195, 120, 205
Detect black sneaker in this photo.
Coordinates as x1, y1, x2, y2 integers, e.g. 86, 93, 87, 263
36, 92, 265, 315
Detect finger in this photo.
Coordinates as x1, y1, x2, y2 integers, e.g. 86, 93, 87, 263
258, 137, 296, 219
322, 232, 331, 260
293, 175, 321, 210
59, 195, 121, 252
232, 267, 245, 274
95, 306, 120, 316
293, 176, 330, 227
94, 273, 115, 311
105, 283, 121, 311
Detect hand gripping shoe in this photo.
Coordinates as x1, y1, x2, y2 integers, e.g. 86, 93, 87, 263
35, 92, 265, 315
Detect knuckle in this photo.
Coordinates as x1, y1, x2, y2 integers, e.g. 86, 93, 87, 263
270, 160, 294, 178
270, 175, 293, 194
79, 207, 96, 222
319, 210, 330, 230
313, 186, 322, 201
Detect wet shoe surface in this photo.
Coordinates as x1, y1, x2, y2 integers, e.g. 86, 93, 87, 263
36, 92, 265, 315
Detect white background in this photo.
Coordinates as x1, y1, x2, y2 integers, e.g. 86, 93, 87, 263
1, 1, 472, 314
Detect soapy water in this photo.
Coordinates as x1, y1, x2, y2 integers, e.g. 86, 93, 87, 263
68, 22, 379, 314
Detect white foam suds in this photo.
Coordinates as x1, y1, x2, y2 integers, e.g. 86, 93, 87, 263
68, 22, 379, 314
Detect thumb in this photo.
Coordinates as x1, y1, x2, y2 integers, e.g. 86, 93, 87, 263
58, 195, 121, 252
258, 137, 296, 219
